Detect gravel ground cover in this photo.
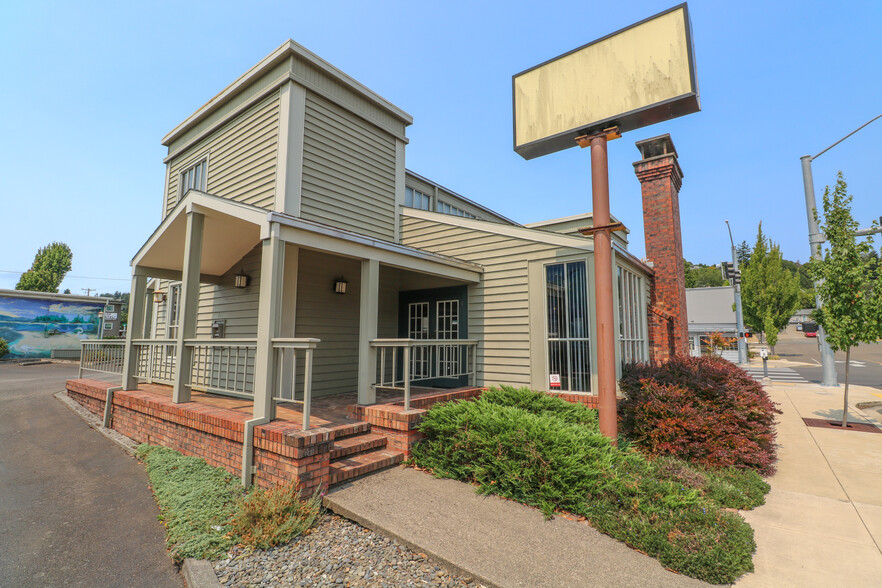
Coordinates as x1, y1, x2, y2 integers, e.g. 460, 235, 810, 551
214, 514, 484, 587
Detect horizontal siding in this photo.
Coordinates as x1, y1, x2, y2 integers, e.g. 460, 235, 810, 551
165, 94, 281, 216
294, 250, 362, 397
300, 93, 396, 240
401, 216, 591, 389
153, 247, 262, 340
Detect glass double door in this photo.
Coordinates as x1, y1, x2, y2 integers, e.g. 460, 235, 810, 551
399, 286, 468, 388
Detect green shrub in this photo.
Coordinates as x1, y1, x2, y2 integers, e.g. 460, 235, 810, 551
231, 481, 322, 549
137, 444, 240, 561
0, 338, 7, 358
650, 457, 769, 511
619, 356, 781, 475
481, 384, 599, 428
411, 392, 757, 584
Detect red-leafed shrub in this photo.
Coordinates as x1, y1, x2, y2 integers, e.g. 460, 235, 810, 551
619, 356, 781, 476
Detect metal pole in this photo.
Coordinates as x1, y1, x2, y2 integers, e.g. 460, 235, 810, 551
724, 221, 748, 365
590, 134, 618, 443
800, 156, 838, 387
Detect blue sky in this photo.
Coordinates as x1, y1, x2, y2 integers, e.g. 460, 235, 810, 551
2, 1, 880, 295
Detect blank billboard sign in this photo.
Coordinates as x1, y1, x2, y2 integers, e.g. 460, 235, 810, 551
513, 3, 699, 160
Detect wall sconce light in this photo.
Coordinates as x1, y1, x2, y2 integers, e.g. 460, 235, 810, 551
153, 291, 167, 304
334, 278, 348, 295
235, 270, 250, 289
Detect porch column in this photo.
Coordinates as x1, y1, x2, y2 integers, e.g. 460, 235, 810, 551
357, 259, 380, 405
172, 211, 204, 403
122, 271, 148, 390
252, 225, 285, 421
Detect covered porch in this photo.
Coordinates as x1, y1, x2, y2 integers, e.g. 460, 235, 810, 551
75, 191, 483, 487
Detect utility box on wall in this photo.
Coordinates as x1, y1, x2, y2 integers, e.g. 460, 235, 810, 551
211, 319, 226, 339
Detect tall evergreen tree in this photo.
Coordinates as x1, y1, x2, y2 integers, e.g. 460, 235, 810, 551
736, 240, 752, 267
740, 223, 800, 353
16, 242, 73, 293
808, 172, 882, 428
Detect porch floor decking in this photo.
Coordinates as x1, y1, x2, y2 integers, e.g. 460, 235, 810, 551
131, 383, 460, 431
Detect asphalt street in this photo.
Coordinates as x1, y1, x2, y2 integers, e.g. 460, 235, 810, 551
764, 328, 882, 390
0, 362, 182, 588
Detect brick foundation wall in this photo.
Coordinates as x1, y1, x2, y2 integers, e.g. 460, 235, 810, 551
349, 388, 485, 457
634, 134, 689, 362
65, 379, 332, 494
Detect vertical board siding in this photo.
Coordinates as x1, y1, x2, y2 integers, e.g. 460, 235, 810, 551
401, 216, 591, 389
301, 93, 396, 240
165, 94, 281, 216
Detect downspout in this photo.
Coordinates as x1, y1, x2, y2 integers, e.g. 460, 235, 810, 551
103, 386, 122, 428
241, 417, 269, 487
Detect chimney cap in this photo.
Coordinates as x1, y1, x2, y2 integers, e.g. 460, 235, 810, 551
635, 133, 678, 160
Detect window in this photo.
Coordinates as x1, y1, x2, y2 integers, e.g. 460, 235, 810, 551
167, 283, 181, 339
546, 261, 591, 392
404, 187, 431, 211
180, 158, 207, 198
104, 323, 113, 330
436, 199, 476, 219
617, 266, 647, 365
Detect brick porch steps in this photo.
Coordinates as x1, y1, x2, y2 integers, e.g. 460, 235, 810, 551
329, 422, 372, 440
330, 432, 388, 460
329, 448, 404, 485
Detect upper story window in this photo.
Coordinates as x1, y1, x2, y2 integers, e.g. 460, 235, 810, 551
180, 158, 207, 199
405, 187, 432, 211
437, 200, 477, 219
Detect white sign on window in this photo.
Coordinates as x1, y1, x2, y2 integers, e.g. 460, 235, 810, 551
549, 373, 561, 389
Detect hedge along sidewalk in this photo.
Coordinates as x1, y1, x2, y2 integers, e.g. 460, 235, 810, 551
409, 387, 765, 584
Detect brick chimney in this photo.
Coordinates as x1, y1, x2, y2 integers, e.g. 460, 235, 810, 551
633, 134, 689, 361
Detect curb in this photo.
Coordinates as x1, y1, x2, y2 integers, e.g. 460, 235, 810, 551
323, 493, 496, 588
182, 559, 222, 588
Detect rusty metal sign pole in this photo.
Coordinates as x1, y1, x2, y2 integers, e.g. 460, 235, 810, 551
577, 128, 620, 443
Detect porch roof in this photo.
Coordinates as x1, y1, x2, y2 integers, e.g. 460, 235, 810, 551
131, 191, 483, 283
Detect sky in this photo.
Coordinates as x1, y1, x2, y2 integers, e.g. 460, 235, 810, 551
2, 0, 880, 296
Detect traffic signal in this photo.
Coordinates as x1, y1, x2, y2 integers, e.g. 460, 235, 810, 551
721, 261, 741, 285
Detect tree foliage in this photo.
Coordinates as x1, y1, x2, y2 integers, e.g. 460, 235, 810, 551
684, 260, 726, 288
808, 173, 882, 426
16, 242, 73, 293
740, 224, 800, 350
736, 240, 751, 268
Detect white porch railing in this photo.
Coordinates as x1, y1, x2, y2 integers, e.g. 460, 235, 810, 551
370, 338, 478, 410
79, 337, 320, 431
271, 338, 320, 429
132, 339, 177, 385
79, 340, 126, 378
186, 339, 257, 397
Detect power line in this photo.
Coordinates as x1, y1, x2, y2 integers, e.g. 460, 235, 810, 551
0, 270, 128, 281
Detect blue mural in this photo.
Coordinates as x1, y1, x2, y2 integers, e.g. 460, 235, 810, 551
0, 295, 104, 358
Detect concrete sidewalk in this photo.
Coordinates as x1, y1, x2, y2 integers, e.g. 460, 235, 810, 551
326, 467, 707, 588
736, 382, 882, 587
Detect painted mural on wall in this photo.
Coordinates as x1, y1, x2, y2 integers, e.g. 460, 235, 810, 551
0, 295, 104, 358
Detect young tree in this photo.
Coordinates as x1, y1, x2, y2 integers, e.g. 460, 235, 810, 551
808, 172, 882, 428
740, 223, 800, 353
16, 242, 73, 293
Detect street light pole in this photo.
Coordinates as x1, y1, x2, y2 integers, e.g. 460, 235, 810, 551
800, 113, 882, 388
724, 221, 748, 365
800, 156, 838, 387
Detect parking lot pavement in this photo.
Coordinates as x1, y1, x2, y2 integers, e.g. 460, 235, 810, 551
0, 362, 182, 588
